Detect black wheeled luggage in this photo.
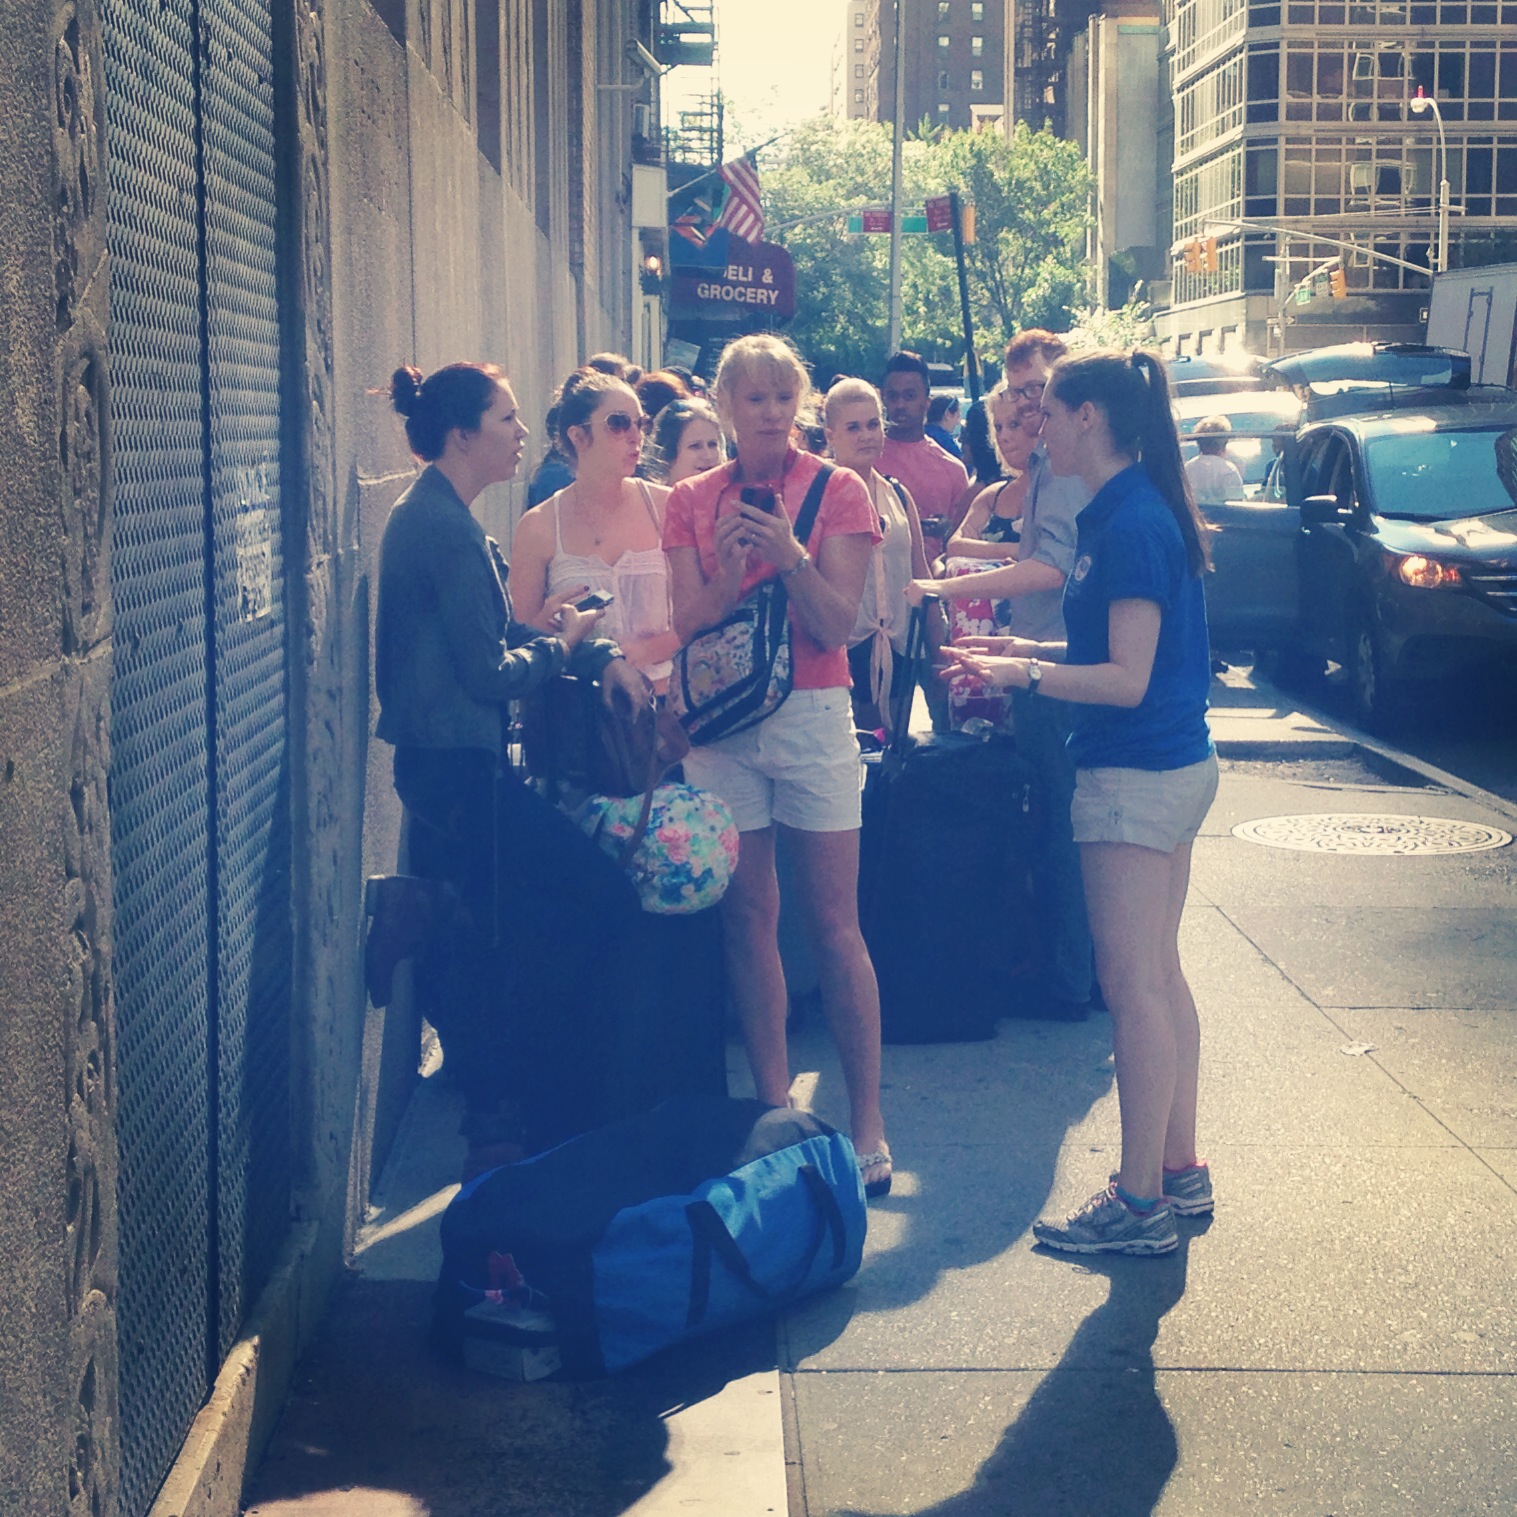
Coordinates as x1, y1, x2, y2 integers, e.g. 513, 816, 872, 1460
859, 606, 1039, 1042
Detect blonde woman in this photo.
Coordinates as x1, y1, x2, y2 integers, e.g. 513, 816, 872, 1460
824, 377, 932, 734
512, 369, 681, 689
663, 335, 893, 1197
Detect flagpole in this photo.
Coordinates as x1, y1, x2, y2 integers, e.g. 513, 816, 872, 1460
665, 132, 786, 201
887, 0, 905, 352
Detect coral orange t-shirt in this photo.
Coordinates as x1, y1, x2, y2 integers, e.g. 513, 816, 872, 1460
663, 450, 880, 689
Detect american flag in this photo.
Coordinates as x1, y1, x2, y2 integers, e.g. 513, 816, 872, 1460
714, 153, 765, 244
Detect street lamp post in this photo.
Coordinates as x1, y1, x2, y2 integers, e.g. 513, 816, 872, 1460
1408, 87, 1450, 276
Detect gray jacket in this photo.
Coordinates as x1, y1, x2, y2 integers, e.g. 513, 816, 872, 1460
375, 464, 619, 756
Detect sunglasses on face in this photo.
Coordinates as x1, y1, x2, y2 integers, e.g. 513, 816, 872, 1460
602, 411, 649, 434
1009, 381, 1046, 403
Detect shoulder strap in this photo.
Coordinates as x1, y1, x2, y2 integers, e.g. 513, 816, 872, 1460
636, 477, 662, 533
886, 475, 909, 509
552, 491, 566, 554
793, 462, 833, 549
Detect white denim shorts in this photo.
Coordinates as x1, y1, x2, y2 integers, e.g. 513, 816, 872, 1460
1071, 752, 1219, 853
681, 688, 863, 833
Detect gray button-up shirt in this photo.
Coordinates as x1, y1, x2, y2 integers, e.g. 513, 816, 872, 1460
1008, 448, 1090, 645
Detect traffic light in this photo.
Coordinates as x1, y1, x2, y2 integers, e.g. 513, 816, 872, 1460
1201, 236, 1220, 273
1328, 262, 1347, 298
1182, 239, 1203, 273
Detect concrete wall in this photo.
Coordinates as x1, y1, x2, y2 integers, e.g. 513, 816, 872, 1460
0, 0, 118, 1512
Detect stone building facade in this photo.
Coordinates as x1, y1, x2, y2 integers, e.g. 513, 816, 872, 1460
0, 3, 654, 1514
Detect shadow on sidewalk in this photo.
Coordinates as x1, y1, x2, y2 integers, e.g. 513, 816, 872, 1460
837, 1223, 1204, 1517
244, 1272, 775, 1517
783, 1018, 1117, 1357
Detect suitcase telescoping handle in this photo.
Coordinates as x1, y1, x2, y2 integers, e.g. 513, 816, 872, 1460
888, 598, 940, 755
682, 1166, 848, 1330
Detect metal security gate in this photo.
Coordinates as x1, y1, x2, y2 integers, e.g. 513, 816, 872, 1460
104, 0, 292, 1511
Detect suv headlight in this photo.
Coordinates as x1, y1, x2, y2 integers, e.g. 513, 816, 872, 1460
1396, 554, 1463, 590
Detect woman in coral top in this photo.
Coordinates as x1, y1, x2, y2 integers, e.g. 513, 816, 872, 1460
664, 334, 893, 1197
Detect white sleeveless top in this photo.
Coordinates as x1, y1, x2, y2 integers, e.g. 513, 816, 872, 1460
546, 480, 674, 682
850, 472, 915, 653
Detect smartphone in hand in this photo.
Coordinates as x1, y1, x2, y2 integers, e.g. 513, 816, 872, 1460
739, 486, 779, 514
574, 589, 615, 612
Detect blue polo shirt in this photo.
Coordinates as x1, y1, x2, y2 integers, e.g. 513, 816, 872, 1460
1062, 464, 1213, 771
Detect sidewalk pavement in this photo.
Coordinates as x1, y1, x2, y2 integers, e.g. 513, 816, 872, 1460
244, 671, 1517, 1517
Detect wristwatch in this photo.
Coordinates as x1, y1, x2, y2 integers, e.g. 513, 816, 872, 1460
1026, 657, 1044, 694
781, 549, 811, 579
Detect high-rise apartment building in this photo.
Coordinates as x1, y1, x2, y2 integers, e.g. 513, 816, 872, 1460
1155, 0, 1517, 354
838, 0, 1010, 133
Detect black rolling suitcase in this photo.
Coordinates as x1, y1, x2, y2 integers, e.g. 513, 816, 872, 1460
859, 604, 1039, 1042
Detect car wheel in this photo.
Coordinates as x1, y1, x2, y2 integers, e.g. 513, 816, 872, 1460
1347, 607, 1403, 731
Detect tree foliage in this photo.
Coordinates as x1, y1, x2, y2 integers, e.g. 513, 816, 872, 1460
1064, 299, 1158, 351
761, 116, 1095, 383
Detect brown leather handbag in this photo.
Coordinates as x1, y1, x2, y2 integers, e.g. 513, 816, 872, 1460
521, 674, 688, 799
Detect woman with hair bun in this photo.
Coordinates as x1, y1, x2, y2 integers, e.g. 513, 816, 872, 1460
373, 361, 649, 1174
944, 348, 1218, 1257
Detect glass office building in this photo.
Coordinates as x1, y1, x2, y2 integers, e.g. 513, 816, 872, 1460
1157, 0, 1517, 353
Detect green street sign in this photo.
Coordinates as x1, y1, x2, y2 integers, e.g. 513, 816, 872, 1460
846, 213, 929, 234
1294, 286, 1312, 305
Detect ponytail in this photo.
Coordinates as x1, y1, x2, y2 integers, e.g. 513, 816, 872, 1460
1130, 350, 1210, 575
1046, 348, 1212, 575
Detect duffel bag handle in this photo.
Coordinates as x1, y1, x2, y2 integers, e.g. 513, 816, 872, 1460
683, 1166, 847, 1330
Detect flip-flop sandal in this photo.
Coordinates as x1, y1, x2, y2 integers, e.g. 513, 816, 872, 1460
857, 1146, 893, 1200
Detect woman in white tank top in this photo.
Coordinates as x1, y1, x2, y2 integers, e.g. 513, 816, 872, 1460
512, 371, 681, 690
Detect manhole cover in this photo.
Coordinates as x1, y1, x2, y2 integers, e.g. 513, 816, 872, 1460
1231, 813, 1512, 855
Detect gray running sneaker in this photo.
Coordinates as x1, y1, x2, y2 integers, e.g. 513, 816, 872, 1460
1033, 1183, 1179, 1256
1161, 1161, 1213, 1217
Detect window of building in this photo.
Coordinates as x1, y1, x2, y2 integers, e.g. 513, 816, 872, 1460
938, 69, 951, 90
855, 88, 865, 102
972, 0, 984, 17
854, 10, 864, 25
856, 62, 865, 78
1246, 43, 1279, 123
971, 69, 984, 90
938, 0, 951, 15
854, 36, 864, 52
938, 101, 951, 116
938, 33, 950, 49
972, 35, 984, 56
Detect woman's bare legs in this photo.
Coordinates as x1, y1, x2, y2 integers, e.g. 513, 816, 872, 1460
719, 825, 792, 1108
781, 825, 887, 1166
1079, 839, 1200, 1201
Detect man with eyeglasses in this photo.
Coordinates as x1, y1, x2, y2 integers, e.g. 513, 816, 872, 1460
906, 328, 1096, 1023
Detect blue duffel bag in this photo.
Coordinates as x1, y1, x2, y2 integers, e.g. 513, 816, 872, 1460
433, 1094, 867, 1378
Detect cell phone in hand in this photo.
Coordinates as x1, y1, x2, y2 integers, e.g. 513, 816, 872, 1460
574, 590, 615, 612
739, 486, 779, 514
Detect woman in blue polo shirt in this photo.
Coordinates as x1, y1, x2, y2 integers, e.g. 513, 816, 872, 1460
942, 348, 1217, 1258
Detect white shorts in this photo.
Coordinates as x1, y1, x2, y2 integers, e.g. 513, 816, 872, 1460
681, 688, 863, 833
1071, 753, 1219, 853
